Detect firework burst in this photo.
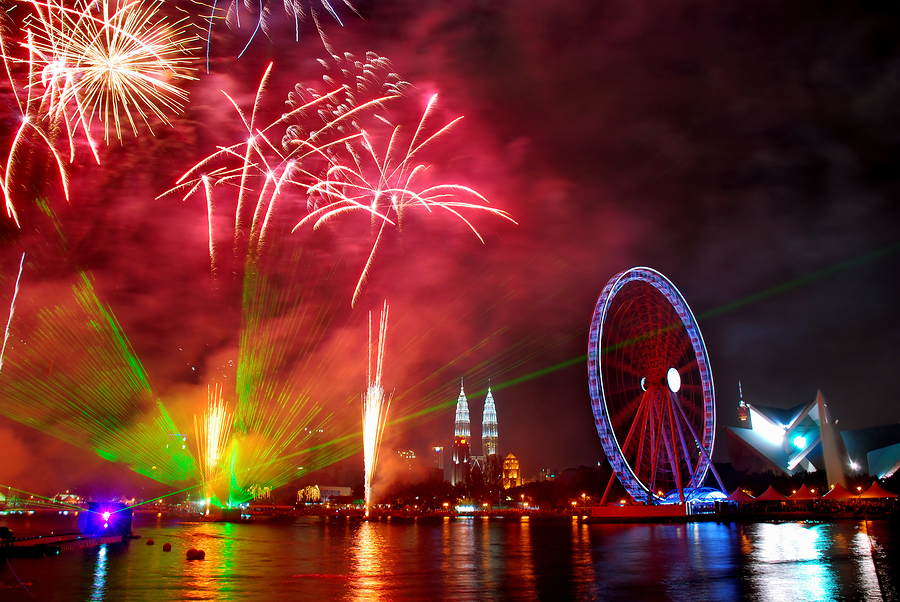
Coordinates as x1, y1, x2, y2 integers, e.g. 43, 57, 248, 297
160, 56, 397, 272
292, 92, 517, 306
1, 0, 198, 223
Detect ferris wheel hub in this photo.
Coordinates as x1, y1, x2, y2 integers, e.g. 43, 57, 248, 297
666, 367, 681, 393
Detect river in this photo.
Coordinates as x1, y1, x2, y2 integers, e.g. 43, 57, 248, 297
1, 513, 895, 601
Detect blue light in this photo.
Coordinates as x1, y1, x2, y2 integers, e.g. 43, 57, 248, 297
793, 435, 807, 448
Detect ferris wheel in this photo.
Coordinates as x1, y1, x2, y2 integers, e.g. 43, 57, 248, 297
588, 267, 720, 504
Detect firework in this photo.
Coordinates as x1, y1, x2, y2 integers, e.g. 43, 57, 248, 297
293, 92, 517, 305
1, 0, 197, 223
23, 0, 198, 141
193, 384, 233, 507
0, 253, 26, 373
160, 58, 394, 271
362, 300, 391, 516
195, 0, 358, 73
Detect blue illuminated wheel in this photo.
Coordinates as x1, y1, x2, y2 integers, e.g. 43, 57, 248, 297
588, 268, 715, 503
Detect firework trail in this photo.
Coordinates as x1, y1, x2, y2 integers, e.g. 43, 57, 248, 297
160, 56, 397, 272
362, 300, 390, 516
195, 0, 358, 73
292, 92, 517, 306
0, 0, 197, 222
0, 253, 26, 374
193, 384, 233, 507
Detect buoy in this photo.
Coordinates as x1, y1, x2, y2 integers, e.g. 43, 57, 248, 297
195, 550, 206, 560
162, 543, 172, 552
186, 548, 198, 560
146, 539, 154, 545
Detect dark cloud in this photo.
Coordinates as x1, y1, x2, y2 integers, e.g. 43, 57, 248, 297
0, 0, 897, 495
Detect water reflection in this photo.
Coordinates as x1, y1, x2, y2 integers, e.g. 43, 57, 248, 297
349, 521, 389, 601
440, 517, 477, 598
750, 523, 836, 601
180, 522, 231, 600
854, 526, 883, 600
571, 517, 596, 598
89, 543, 108, 601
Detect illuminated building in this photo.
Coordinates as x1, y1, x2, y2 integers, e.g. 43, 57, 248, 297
398, 449, 416, 470
433, 446, 444, 470
502, 453, 521, 489
482, 386, 498, 457
452, 380, 471, 485
452, 436, 471, 485
727, 389, 900, 487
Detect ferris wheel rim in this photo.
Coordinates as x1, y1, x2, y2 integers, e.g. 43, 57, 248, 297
587, 266, 716, 502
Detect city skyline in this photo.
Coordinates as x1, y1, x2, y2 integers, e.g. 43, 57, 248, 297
0, 0, 897, 497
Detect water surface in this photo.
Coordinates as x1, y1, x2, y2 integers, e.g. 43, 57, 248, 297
1, 513, 894, 601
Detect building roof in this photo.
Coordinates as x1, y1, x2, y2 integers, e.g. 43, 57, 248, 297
860, 481, 897, 499
789, 486, 819, 499
823, 483, 856, 500
755, 485, 787, 501
725, 488, 755, 501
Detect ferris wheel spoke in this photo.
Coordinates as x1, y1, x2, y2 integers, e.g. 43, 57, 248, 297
613, 389, 645, 421
601, 353, 645, 381
663, 397, 685, 501
669, 393, 696, 480
648, 400, 665, 495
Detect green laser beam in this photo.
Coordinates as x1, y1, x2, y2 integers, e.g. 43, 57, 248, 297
387, 243, 900, 428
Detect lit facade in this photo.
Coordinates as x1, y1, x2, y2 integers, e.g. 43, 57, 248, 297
727, 389, 900, 487
502, 453, 521, 489
482, 386, 498, 457
452, 436, 471, 485
398, 450, 416, 470
451, 380, 471, 485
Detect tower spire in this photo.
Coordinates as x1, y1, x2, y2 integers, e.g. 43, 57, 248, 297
737, 381, 749, 423
482, 384, 498, 457
454, 378, 470, 437
451, 379, 471, 484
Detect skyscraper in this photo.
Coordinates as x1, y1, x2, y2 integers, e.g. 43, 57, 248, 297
482, 385, 498, 457
452, 379, 471, 485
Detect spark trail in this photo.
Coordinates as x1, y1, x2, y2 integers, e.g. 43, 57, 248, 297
292, 90, 517, 305
193, 384, 233, 507
194, 0, 358, 72
0, 253, 26, 373
362, 300, 390, 516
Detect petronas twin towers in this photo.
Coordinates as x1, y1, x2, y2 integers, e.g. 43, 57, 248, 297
452, 379, 498, 485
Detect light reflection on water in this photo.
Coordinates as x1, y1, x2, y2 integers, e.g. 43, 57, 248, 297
350, 520, 388, 601
751, 522, 834, 601
89, 544, 107, 602
747, 521, 884, 602
0, 514, 893, 601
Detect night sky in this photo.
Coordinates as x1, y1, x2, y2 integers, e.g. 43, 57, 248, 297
0, 0, 897, 496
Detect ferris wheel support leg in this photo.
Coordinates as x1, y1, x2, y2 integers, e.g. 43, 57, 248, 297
664, 399, 685, 504
671, 394, 727, 493
600, 464, 617, 506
